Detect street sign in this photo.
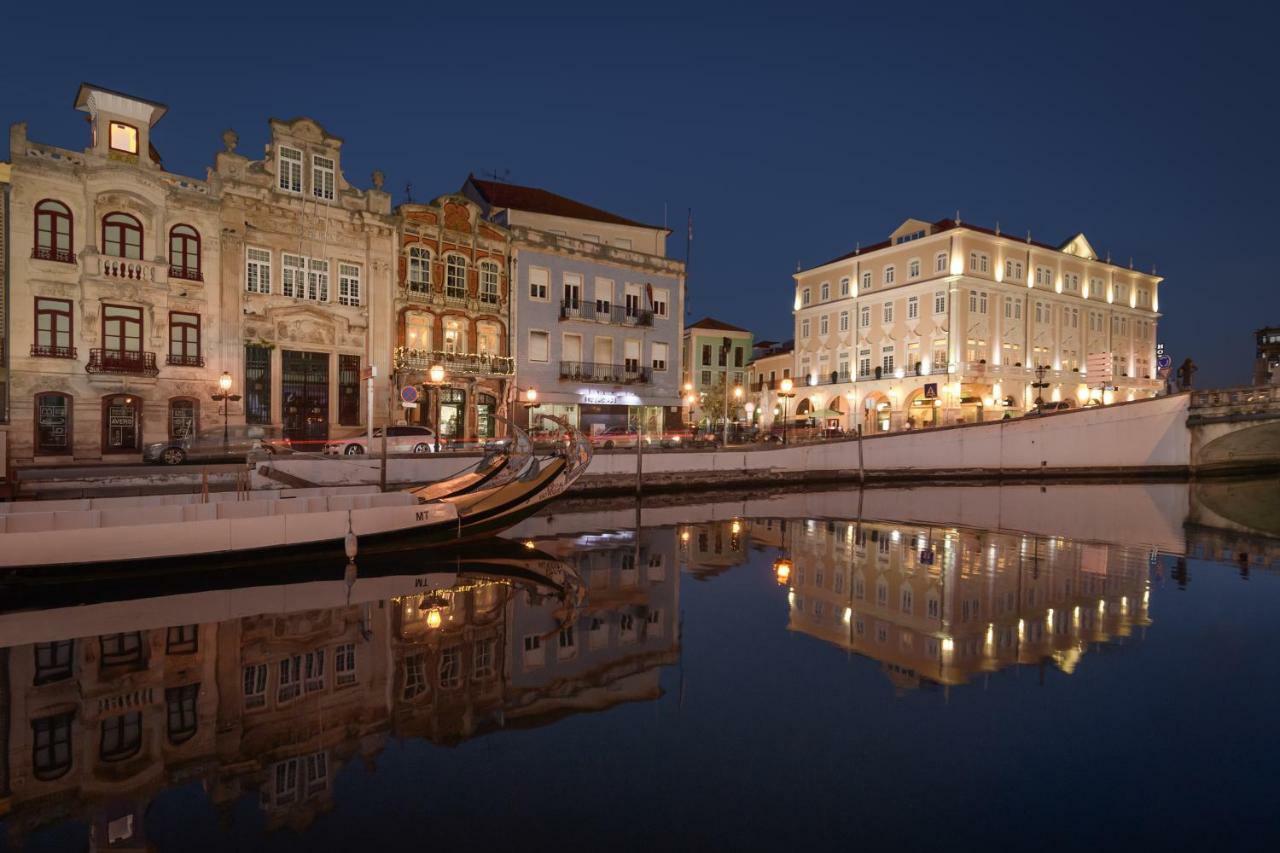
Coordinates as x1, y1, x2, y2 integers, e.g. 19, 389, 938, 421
923, 382, 938, 399
361, 365, 377, 381
1157, 354, 1172, 370
400, 385, 420, 404
1087, 352, 1114, 382
401, 401, 419, 409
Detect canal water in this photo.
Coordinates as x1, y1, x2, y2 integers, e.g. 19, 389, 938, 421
1, 481, 1277, 851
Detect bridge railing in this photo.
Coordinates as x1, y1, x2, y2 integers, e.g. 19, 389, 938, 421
1190, 385, 1280, 410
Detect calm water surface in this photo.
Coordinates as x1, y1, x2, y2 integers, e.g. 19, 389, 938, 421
2, 482, 1278, 851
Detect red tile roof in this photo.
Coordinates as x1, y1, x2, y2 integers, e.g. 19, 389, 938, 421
466, 175, 667, 232
687, 317, 750, 333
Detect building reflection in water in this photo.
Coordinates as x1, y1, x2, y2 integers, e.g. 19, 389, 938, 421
760, 517, 1153, 691
0, 533, 679, 849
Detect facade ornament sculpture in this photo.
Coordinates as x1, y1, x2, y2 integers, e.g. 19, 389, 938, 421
221, 128, 238, 153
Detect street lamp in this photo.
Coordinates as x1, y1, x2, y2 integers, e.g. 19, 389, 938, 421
778, 377, 795, 446
427, 364, 446, 452
211, 371, 241, 446
725, 385, 744, 445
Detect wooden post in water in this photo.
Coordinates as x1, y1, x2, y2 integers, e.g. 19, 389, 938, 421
857, 424, 866, 484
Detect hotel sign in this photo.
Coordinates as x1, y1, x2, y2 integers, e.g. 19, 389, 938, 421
579, 390, 641, 406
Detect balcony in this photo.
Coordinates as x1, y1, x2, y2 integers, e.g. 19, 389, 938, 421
30, 344, 78, 359
32, 247, 77, 265
394, 347, 514, 376
166, 353, 206, 368
559, 301, 654, 327
559, 361, 651, 385
477, 295, 502, 314
86, 349, 159, 377
93, 256, 166, 284
168, 265, 203, 282
405, 284, 433, 304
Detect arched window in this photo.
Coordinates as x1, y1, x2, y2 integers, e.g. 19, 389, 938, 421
479, 261, 500, 304
442, 317, 466, 353
407, 246, 431, 293
34, 200, 74, 263
169, 398, 198, 439
476, 321, 501, 356
102, 212, 142, 260
168, 224, 201, 280
404, 311, 432, 351
445, 255, 467, 300
32, 712, 74, 781
34, 391, 73, 455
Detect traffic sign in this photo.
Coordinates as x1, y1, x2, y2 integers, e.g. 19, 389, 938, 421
400, 385, 420, 404
1157, 354, 1172, 370
401, 401, 419, 409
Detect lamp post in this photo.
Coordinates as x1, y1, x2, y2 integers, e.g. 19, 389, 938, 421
778, 377, 795, 446
724, 384, 743, 444
211, 371, 241, 447
428, 364, 446, 452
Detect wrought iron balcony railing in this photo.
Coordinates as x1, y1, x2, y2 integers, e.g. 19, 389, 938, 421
166, 353, 206, 367
32, 247, 77, 264
30, 344, 78, 359
168, 265, 203, 282
559, 360, 652, 384
559, 300, 654, 327
86, 348, 159, 377
394, 347, 514, 376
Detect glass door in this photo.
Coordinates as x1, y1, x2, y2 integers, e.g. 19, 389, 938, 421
103, 394, 140, 453
282, 350, 330, 445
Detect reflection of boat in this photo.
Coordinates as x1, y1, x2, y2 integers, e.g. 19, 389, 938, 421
0, 417, 591, 578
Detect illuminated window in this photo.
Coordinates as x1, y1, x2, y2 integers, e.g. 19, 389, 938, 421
109, 122, 138, 154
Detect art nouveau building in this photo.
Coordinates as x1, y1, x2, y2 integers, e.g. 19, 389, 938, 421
462, 176, 685, 435
393, 196, 513, 441
792, 218, 1164, 432
3, 85, 226, 460
214, 117, 395, 446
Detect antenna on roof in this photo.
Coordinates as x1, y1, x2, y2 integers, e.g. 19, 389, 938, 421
481, 168, 511, 183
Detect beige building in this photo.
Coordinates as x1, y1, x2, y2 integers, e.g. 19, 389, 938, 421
4, 85, 227, 460
792, 218, 1164, 432
746, 340, 794, 431
213, 117, 395, 446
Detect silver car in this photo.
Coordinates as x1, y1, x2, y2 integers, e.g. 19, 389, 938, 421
144, 425, 284, 465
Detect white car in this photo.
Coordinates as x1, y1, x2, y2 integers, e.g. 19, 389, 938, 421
324, 425, 437, 456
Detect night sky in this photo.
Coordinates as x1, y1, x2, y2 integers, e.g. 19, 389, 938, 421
3, 5, 1275, 385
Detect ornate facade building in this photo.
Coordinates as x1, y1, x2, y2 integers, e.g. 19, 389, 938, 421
3, 85, 226, 461
393, 196, 513, 442
213, 117, 395, 447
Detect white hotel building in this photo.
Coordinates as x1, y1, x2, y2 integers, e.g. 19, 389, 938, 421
791, 217, 1163, 433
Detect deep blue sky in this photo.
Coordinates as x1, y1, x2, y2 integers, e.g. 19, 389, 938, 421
4, 5, 1276, 385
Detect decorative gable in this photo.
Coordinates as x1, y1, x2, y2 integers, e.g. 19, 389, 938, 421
1058, 232, 1098, 260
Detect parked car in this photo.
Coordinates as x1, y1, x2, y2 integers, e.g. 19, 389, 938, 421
1023, 400, 1075, 417
144, 424, 285, 465
324, 425, 437, 456
590, 427, 649, 450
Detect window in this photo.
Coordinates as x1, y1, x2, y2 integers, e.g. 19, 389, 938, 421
968, 252, 989, 273
840, 277, 850, 296
246, 247, 271, 294
858, 351, 871, 377
908, 297, 919, 319
101, 711, 142, 762
802, 287, 811, 305
408, 247, 431, 292
168, 225, 201, 280
282, 253, 305, 298
304, 649, 326, 693
933, 339, 948, 368
819, 315, 829, 335
335, 643, 357, 686
479, 261, 500, 304
1064, 273, 1080, 293
100, 632, 143, 667
168, 311, 201, 367
652, 341, 669, 371
278, 146, 303, 193
935, 252, 948, 273
243, 663, 268, 709
339, 355, 361, 425
166, 624, 198, 655
103, 305, 142, 356
438, 647, 462, 689
1036, 266, 1053, 287
909, 259, 920, 278
102, 212, 142, 259
882, 302, 893, 324
445, 255, 467, 299
338, 263, 361, 306
884, 266, 895, 284
523, 634, 544, 667
108, 121, 138, 154
528, 266, 549, 300
35, 391, 72, 455
34, 199, 74, 262
839, 311, 849, 332
860, 306, 870, 327
820, 282, 830, 301
33, 298, 74, 358
529, 330, 549, 362
473, 639, 495, 679
800, 319, 810, 338
558, 625, 577, 659
312, 155, 335, 200
32, 713, 73, 780
403, 654, 427, 700
308, 259, 330, 302
166, 684, 199, 745
245, 345, 271, 424
861, 272, 872, 291
882, 346, 895, 373
34, 641, 74, 684
278, 656, 302, 703
652, 288, 669, 318
934, 292, 946, 314
701, 369, 712, 385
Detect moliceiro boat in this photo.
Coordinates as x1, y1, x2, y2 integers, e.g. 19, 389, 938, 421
0, 417, 591, 577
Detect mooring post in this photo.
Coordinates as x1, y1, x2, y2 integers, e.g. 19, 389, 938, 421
857, 424, 866, 484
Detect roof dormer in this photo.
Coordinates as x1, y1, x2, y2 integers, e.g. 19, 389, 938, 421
1058, 232, 1099, 260
74, 83, 167, 166
889, 218, 935, 244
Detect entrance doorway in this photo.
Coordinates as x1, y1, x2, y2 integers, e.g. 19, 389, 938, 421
476, 393, 496, 438
438, 388, 465, 443
102, 394, 141, 453
282, 350, 330, 445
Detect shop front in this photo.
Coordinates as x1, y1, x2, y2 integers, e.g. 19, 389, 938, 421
525, 389, 681, 438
